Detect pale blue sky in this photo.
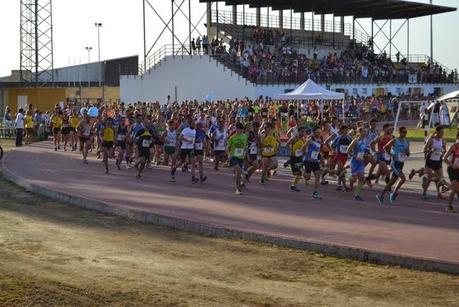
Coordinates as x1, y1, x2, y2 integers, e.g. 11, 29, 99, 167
0, 0, 457, 77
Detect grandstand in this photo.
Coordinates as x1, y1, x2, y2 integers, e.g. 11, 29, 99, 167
121, 0, 457, 102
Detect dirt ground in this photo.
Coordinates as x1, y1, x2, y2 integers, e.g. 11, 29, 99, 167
1, 140, 459, 306
0, 178, 459, 307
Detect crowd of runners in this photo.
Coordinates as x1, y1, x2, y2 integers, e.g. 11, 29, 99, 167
31, 99, 458, 213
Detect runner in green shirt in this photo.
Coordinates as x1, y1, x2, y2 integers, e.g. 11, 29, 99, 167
227, 123, 248, 195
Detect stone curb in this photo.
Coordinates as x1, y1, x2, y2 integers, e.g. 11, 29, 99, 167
1, 152, 458, 275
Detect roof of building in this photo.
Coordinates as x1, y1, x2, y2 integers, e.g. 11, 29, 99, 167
202, 0, 456, 20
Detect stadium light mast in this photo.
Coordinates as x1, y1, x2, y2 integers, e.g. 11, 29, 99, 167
95, 22, 103, 87
20, 0, 54, 86
430, 0, 433, 64
85, 46, 93, 87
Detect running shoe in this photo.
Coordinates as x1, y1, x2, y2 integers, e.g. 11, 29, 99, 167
261, 178, 266, 185
235, 189, 243, 195
290, 186, 301, 192
83, 159, 88, 165
336, 186, 344, 192
376, 194, 384, 206
320, 181, 329, 186
283, 161, 290, 168
389, 192, 397, 204
54, 146, 57, 152
191, 177, 199, 184
200, 176, 207, 183
421, 194, 430, 201
171, 176, 176, 183
125, 165, 131, 169
446, 206, 456, 213
312, 192, 322, 200
355, 195, 365, 202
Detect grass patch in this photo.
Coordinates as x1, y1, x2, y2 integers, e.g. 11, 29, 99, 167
406, 127, 457, 142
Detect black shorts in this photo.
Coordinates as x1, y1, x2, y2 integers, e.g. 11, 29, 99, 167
80, 136, 90, 143
425, 159, 442, 171
61, 127, 70, 135
448, 166, 459, 182
138, 149, 150, 158
248, 154, 258, 162
290, 157, 304, 174
304, 161, 321, 174
391, 161, 405, 178
102, 141, 114, 149
53, 127, 61, 134
116, 141, 126, 150
194, 150, 204, 156
230, 157, 244, 168
70, 127, 76, 132
214, 150, 226, 161
180, 148, 195, 159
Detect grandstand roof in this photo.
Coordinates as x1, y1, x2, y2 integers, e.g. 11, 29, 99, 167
203, 0, 456, 20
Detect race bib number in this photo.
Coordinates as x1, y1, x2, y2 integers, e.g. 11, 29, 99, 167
116, 134, 125, 142
263, 146, 273, 155
83, 131, 90, 137
142, 139, 151, 148
398, 153, 407, 162
195, 143, 203, 150
234, 148, 244, 158
384, 153, 391, 161
431, 151, 442, 161
249, 147, 257, 155
310, 151, 319, 160
295, 149, 303, 157
218, 140, 225, 147
339, 145, 348, 154
357, 152, 365, 160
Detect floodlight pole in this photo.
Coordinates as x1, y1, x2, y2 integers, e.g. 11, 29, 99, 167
188, 0, 191, 54
371, 18, 374, 53
430, 0, 433, 64
95, 22, 102, 87
242, 2, 245, 42
143, 0, 146, 72
171, 0, 175, 55
407, 19, 410, 61
389, 19, 392, 58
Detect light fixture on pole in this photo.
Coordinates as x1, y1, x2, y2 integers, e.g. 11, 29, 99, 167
85, 46, 92, 87
94, 22, 103, 87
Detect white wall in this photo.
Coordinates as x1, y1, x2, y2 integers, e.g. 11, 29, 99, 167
120, 55, 459, 103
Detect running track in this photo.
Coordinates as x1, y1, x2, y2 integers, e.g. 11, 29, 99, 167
2, 142, 459, 272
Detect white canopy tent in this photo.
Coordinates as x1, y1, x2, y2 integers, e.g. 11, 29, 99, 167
274, 79, 345, 100
273, 79, 346, 120
437, 90, 459, 102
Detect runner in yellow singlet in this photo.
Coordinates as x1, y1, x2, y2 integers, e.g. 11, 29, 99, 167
50, 108, 63, 151
260, 122, 279, 185
99, 118, 115, 174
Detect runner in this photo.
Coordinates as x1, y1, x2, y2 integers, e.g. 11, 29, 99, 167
302, 126, 323, 199
162, 119, 178, 181
348, 127, 368, 201
69, 110, 79, 151
444, 131, 459, 213
227, 123, 248, 195
115, 118, 128, 170
376, 126, 410, 205
134, 127, 154, 178
260, 122, 278, 185
245, 121, 261, 182
76, 111, 92, 164
327, 125, 352, 191
286, 126, 305, 192
370, 124, 394, 185
364, 119, 379, 185
99, 118, 115, 174
50, 108, 63, 151
212, 117, 228, 172
194, 122, 208, 183
61, 112, 71, 151
420, 125, 447, 200
176, 120, 199, 184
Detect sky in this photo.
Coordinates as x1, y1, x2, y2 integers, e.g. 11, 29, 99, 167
0, 0, 458, 77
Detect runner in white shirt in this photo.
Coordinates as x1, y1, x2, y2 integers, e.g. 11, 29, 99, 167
176, 120, 199, 184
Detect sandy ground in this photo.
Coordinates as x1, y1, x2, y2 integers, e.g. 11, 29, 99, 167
1, 176, 459, 306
